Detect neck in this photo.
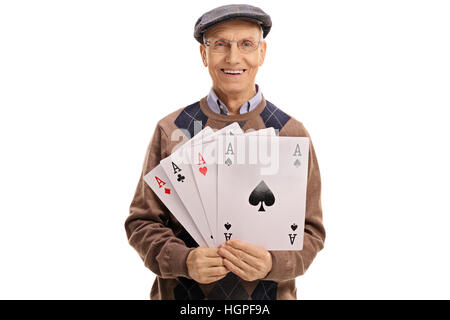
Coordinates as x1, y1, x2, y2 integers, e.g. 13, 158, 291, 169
213, 84, 257, 115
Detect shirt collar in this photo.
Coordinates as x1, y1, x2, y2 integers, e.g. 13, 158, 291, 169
206, 84, 262, 115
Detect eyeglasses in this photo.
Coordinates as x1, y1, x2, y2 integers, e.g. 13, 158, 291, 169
204, 38, 262, 53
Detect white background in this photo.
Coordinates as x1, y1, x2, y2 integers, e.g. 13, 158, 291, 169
1, 0, 449, 299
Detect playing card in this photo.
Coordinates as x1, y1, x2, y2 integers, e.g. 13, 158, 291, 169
160, 126, 216, 247
239, 127, 276, 137
188, 122, 243, 246
190, 126, 276, 247
143, 164, 208, 247
217, 134, 309, 250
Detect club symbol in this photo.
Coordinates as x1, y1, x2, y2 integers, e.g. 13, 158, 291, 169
291, 223, 298, 231
225, 158, 232, 166
248, 180, 275, 212
177, 174, 185, 182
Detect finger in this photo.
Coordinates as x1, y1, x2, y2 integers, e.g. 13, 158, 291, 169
222, 258, 247, 280
203, 266, 229, 277
204, 257, 225, 267
226, 239, 265, 258
203, 248, 221, 257
222, 244, 260, 269
205, 273, 228, 283
218, 246, 258, 273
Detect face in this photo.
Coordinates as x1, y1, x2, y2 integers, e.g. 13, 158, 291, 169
200, 19, 267, 96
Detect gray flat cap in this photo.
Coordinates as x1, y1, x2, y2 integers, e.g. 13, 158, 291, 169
194, 4, 272, 44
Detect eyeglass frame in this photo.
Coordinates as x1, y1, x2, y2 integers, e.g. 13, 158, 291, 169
203, 38, 263, 53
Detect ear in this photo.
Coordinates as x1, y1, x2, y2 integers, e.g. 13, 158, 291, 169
200, 44, 208, 67
258, 40, 267, 67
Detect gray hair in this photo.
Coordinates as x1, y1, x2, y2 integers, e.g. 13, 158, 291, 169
203, 24, 264, 44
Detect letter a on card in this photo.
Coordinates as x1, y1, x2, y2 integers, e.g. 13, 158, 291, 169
155, 176, 170, 194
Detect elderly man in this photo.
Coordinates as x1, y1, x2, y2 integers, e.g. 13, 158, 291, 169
125, 4, 325, 300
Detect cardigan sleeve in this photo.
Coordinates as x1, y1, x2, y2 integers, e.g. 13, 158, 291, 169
124, 123, 195, 279
262, 126, 326, 282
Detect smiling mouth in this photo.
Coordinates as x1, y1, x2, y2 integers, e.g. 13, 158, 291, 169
221, 69, 247, 75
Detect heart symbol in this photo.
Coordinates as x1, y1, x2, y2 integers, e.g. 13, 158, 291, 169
199, 166, 207, 176
224, 222, 231, 230
291, 223, 298, 231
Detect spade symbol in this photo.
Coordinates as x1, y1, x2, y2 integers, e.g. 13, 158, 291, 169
248, 180, 275, 212
224, 222, 231, 230
291, 223, 298, 231
225, 158, 232, 166
294, 159, 301, 168
177, 174, 185, 182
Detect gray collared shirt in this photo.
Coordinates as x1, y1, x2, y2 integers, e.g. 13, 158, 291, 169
206, 84, 262, 115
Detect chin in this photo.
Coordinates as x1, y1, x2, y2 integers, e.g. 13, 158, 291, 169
221, 83, 249, 93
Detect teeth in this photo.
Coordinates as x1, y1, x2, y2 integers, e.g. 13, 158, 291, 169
223, 69, 244, 74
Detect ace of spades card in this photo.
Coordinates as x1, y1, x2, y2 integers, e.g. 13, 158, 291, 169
143, 164, 208, 247
160, 126, 216, 247
217, 134, 310, 250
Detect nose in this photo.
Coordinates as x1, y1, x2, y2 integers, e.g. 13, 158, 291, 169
225, 42, 241, 64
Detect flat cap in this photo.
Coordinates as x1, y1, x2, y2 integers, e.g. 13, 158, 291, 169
194, 4, 272, 44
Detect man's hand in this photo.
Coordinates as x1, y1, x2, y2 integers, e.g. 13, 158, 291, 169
186, 247, 229, 284
217, 239, 272, 282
